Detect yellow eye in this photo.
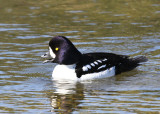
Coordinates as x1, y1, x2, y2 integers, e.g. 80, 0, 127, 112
55, 47, 59, 51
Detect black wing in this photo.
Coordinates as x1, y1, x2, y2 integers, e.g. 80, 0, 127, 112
75, 52, 147, 78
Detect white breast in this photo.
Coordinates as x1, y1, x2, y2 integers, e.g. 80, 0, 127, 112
52, 64, 78, 80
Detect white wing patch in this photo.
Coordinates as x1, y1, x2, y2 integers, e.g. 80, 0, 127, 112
90, 63, 95, 67
97, 60, 102, 63
82, 58, 108, 72
82, 65, 92, 71
102, 58, 107, 61
80, 66, 116, 80
98, 65, 106, 70
94, 61, 98, 65
86, 65, 91, 69
82, 66, 88, 71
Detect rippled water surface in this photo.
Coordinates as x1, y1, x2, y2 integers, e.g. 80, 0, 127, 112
0, 0, 160, 113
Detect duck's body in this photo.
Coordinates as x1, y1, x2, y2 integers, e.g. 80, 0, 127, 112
41, 36, 147, 81
52, 64, 115, 80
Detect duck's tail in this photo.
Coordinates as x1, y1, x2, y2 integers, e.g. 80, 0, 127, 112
130, 56, 148, 65
116, 55, 148, 74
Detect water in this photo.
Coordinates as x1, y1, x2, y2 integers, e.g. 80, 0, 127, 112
0, 0, 160, 113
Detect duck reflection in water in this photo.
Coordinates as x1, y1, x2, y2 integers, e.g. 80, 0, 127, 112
44, 71, 141, 113
46, 80, 84, 113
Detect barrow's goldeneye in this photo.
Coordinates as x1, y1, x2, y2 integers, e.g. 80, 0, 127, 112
41, 36, 148, 80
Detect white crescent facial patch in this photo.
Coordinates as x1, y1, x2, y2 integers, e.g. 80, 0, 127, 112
49, 47, 56, 58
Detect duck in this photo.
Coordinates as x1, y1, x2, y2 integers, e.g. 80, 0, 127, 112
41, 36, 148, 80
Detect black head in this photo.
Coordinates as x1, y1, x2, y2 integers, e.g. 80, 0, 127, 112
41, 36, 82, 65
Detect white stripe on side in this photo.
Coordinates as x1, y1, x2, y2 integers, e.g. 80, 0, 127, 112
80, 66, 115, 80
